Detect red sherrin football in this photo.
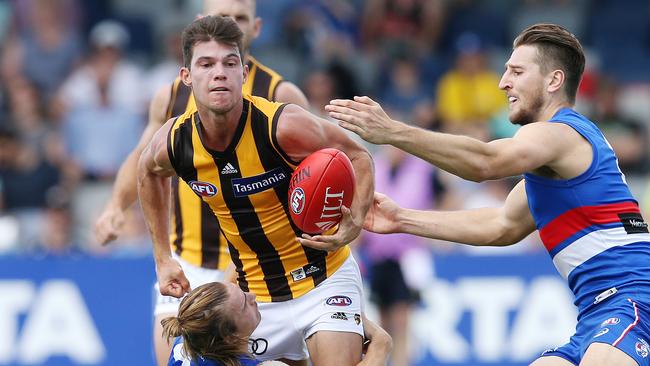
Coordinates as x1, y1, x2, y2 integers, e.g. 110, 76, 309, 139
289, 148, 356, 234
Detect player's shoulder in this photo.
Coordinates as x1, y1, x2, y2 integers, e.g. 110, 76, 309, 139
247, 94, 285, 113
248, 55, 282, 79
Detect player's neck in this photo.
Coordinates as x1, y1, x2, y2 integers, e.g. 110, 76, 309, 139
538, 99, 573, 122
196, 101, 244, 152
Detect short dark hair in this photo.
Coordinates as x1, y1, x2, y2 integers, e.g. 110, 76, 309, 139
181, 15, 244, 68
514, 23, 585, 103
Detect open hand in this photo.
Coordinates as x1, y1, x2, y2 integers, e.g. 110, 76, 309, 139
325, 96, 402, 145
363, 192, 401, 234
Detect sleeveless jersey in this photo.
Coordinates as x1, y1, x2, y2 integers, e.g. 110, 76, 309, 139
166, 56, 285, 270
166, 95, 349, 302
525, 108, 650, 311
169, 337, 260, 366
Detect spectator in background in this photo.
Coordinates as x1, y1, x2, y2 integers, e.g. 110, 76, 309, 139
303, 69, 338, 118
303, 61, 360, 117
282, 0, 360, 61
57, 20, 144, 178
146, 20, 186, 99
359, 145, 438, 366
591, 79, 649, 175
435, 32, 506, 134
36, 187, 79, 256
380, 55, 432, 119
0, 125, 62, 251
55, 20, 145, 249
360, 0, 444, 56
1, 0, 83, 102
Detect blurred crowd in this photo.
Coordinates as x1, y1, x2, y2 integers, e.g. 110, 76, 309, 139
1, 0, 649, 262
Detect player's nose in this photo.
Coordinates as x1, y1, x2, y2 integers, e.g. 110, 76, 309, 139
498, 74, 510, 90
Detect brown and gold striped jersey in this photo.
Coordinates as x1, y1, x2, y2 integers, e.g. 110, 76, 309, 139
166, 95, 350, 302
165, 56, 285, 270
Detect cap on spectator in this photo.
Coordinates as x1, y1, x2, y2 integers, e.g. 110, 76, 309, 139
455, 32, 484, 55
89, 20, 130, 50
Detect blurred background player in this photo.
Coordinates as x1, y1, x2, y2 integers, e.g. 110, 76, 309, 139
93, 0, 309, 364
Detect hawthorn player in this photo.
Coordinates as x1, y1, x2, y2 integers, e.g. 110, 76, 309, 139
138, 16, 374, 365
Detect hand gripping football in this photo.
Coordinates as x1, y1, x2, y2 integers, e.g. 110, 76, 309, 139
289, 148, 356, 234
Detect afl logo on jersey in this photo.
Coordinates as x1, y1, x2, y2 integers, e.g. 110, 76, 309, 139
291, 188, 306, 214
189, 181, 218, 197
326, 295, 352, 306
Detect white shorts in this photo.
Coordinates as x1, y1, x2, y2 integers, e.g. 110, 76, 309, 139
250, 255, 365, 361
153, 254, 225, 316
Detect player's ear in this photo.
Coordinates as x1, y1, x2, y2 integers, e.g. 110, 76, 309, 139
252, 17, 262, 40
242, 64, 249, 84
547, 69, 564, 94
180, 67, 192, 87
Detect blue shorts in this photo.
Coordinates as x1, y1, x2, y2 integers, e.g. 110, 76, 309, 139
541, 293, 650, 365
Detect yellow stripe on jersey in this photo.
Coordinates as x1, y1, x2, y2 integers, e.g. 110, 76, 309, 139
166, 56, 283, 270
245, 56, 284, 100
167, 95, 349, 302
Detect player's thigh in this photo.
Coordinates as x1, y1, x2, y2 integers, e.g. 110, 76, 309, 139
306, 330, 363, 366
153, 312, 175, 366
580, 343, 639, 366
530, 355, 576, 366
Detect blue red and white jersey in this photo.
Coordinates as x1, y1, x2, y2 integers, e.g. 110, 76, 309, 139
169, 337, 261, 366
525, 108, 650, 311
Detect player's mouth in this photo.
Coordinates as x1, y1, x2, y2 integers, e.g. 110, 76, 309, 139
508, 95, 518, 106
210, 86, 229, 93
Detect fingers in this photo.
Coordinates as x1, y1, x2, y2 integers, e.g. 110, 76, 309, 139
353, 95, 379, 106
162, 279, 191, 298
180, 274, 192, 293
94, 221, 117, 246
325, 105, 367, 124
298, 233, 344, 252
340, 205, 352, 216
337, 120, 366, 137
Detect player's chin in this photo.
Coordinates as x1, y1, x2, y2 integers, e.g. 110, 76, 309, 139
208, 99, 235, 113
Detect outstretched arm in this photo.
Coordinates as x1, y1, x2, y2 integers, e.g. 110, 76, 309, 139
366, 180, 536, 247
276, 104, 374, 252
138, 118, 190, 298
327, 96, 571, 182
94, 84, 171, 244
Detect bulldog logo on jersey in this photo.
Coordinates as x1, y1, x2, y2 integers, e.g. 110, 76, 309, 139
636, 338, 649, 358
188, 181, 218, 197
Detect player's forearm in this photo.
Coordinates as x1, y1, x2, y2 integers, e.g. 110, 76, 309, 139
109, 147, 142, 211
137, 169, 172, 263
389, 124, 494, 182
397, 207, 515, 247
349, 150, 375, 221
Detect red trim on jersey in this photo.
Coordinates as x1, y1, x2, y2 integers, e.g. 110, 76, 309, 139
539, 201, 640, 252
613, 299, 639, 347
